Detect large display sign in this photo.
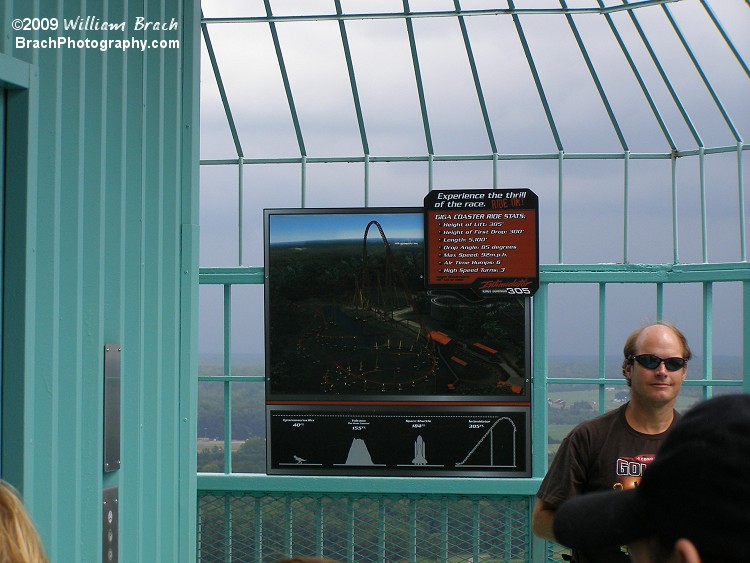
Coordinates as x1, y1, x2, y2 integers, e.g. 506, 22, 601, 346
264, 205, 532, 477
424, 189, 539, 296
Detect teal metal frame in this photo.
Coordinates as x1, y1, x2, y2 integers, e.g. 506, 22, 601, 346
0, 51, 37, 492
197, 2, 749, 560
0, 87, 4, 477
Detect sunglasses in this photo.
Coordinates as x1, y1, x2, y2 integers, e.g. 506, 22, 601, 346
629, 354, 687, 372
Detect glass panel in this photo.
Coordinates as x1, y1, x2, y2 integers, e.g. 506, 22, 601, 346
229, 285, 265, 375
231, 382, 266, 474
198, 380, 226, 473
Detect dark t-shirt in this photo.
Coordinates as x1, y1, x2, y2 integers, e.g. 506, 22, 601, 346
536, 403, 680, 563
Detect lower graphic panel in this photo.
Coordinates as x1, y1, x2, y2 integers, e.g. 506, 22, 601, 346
267, 405, 530, 477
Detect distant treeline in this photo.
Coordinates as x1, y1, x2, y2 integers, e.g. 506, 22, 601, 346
197, 355, 743, 439
546, 355, 742, 393
197, 437, 266, 473
197, 355, 743, 471
198, 379, 265, 441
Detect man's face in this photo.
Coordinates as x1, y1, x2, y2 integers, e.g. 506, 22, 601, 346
623, 325, 687, 407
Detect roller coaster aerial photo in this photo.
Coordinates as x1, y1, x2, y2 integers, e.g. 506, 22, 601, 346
267, 214, 527, 400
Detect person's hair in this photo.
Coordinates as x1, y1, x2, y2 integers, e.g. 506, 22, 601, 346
621, 321, 692, 387
0, 481, 48, 563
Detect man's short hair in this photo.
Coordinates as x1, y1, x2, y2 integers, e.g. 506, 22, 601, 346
621, 321, 692, 386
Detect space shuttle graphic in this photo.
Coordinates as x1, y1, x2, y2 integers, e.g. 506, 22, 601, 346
412, 435, 427, 465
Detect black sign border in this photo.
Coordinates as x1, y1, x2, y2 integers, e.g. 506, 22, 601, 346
424, 189, 539, 297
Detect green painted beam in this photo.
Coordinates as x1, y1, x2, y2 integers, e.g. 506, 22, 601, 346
199, 263, 750, 286
201, 1, 679, 24
199, 143, 750, 166
198, 474, 542, 496
199, 267, 264, 285
540, 262, 750, 283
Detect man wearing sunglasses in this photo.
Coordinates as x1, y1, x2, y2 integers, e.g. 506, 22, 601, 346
532, 322, 692, 563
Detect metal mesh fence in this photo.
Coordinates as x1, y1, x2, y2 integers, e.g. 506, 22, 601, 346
198, 492, 531, 562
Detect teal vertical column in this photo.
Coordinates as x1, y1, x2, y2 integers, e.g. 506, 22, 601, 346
0, 88, 5, 476
179, 0, 202, 559
597, 284, 606, 414
744, 282, 750, 393
531, 286, 548, 562
531, 286, 548, 475
702, 283, 713, 400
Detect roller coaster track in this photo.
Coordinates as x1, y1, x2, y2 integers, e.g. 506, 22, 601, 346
361, 220, 428, 340
457, 417, 517, 467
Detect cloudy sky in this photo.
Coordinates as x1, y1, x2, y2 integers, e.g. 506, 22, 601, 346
197, 0, 750, 366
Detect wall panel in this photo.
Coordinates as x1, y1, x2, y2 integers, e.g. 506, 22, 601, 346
1, 0, 199, 561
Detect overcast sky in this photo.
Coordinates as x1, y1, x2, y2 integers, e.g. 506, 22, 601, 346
197, 0, 750, 366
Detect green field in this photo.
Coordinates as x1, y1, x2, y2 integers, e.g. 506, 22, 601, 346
546, 386, 710, 459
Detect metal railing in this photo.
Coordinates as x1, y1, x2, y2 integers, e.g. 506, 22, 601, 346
197, 1, 749, 560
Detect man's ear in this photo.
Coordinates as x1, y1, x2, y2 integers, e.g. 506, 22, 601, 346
673, 538, 701, 563
622, 359, 632, 381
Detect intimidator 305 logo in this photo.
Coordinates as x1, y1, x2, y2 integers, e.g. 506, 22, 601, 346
476, 278, 535, 296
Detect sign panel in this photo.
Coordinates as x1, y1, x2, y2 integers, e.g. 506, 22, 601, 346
263, 206, 534, 477
264, 207, 530, 402
268, 405, 529, 477
424, 189, 539, 296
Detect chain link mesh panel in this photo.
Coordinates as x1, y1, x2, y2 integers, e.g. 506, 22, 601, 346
198, 492, 530, 562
